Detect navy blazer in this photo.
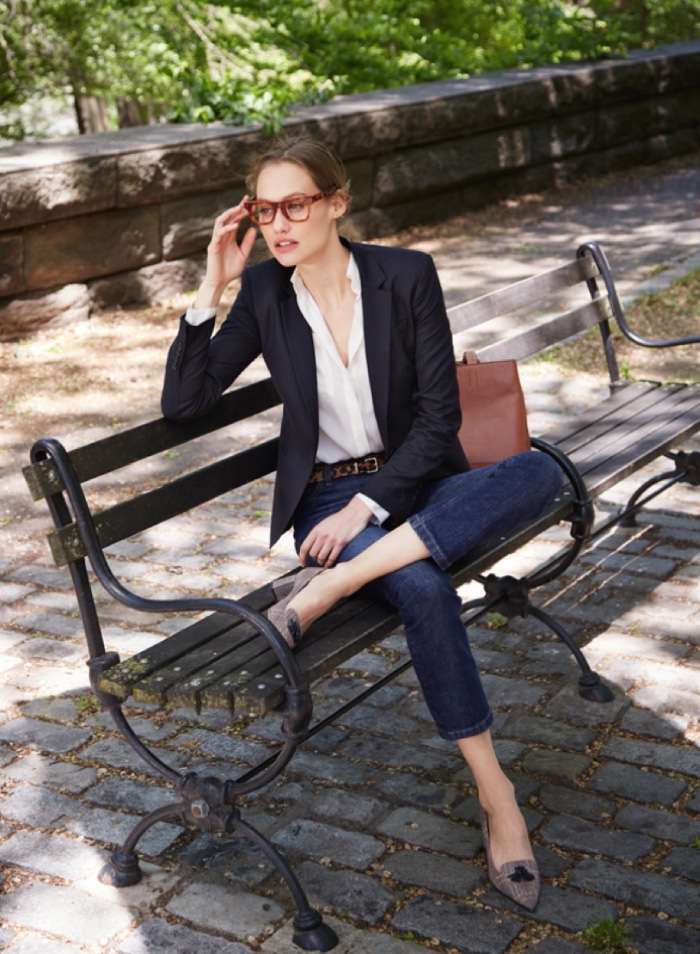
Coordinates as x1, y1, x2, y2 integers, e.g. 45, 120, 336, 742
162, 240, 468, 545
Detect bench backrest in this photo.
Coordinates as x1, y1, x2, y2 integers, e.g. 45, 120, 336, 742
24, 241, 621, 568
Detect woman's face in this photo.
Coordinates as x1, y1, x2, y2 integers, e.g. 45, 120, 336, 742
253, 160, 346, 268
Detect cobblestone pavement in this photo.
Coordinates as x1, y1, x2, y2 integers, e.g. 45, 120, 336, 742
1, 156, 699, 954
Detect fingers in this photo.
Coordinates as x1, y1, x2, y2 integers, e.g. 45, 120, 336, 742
210, 197, 255, 243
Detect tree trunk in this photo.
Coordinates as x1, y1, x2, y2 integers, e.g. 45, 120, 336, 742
75, 95, 111, 134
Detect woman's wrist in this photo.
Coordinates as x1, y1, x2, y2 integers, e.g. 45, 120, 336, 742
193, 281, 228, 309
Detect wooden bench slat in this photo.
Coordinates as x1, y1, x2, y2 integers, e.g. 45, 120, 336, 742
555, 383, 684, 459
47, 440, 279, 565
447, 255, 599, 334
576, 385, 700, 497
562, 383, 692, 466
476, 297, 612, 363
24, 379, 281, 500
538, 381, 659, 447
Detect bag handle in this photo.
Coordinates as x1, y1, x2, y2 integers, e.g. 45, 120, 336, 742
460, 350, 479, 365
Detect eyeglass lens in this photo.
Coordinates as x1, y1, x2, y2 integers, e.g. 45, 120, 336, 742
246, 190, 334, 225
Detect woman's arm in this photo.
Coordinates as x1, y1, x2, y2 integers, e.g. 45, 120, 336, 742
161, 201, 260, 421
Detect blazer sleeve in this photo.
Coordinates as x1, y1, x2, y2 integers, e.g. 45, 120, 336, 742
161, 271, 263, 421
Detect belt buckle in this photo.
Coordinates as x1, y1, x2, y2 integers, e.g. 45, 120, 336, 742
365, 456, 379, 474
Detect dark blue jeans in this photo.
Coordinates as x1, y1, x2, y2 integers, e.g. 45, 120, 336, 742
292, 451, 563, 741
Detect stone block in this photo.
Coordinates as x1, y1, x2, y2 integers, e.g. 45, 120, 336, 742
0, 283, 90, 342
117, 129, 259, 204
0, 231, 24, 297
161, 188, 244, 260
382, 849, 485, 897
89, 256, 205, 311
391, 895, 522, 954
600, 736, 700, 779
0, 717, 91, 754
500, 713, 596, 752
538, 784, 615, 823
540, 814, 654, 861
343, 157, 373, 212
0, 829, 107, 880
296, 860, 396, 925
614, 803, 700, 845
0, 882, 135, 946
628, 915, 700, 954
24, 207, 160, 290
86, 776, 172, 814
0, 157, 118, 230
502, 883, 619, 932
375, 771, 462, 811
589, 761, 686, 807
64, 804, 182, 854
529, 111, 598, 164
350, 187, 468, 240
521, 748, 591, 782
118, 917, 252, 954
166, 882, 286, 937
569, 857, 700, 924
376, 806, 481, 859
373, 129, 531, 206
272, 818, 385, 869
0, 782, 82, 827
2, 752, 97, 792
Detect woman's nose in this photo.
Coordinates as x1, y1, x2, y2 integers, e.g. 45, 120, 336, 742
272, 207, 289, 230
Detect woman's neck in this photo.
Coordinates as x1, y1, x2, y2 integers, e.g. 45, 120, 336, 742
296, 236, 351, 302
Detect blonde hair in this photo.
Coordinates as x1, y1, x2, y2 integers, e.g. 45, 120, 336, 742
246, 135, 351, 211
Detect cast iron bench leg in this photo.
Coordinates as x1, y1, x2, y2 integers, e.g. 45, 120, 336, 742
462, 574, 614, 703
98, 763, 339, 951
619, 450, 699, 527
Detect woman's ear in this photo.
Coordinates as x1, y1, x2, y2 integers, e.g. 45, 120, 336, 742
330, 190, 349, 218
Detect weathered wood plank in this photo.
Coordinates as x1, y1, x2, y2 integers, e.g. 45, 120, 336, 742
48, 440, 279, 565
447, 256, 598, 334
24, 379, 281, 500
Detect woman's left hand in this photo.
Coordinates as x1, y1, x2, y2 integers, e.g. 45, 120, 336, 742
299, 496, 373, 568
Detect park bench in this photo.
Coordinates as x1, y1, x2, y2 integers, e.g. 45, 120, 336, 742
24, 240, 699, 951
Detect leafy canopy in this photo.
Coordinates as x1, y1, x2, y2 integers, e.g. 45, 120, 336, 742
2, 0, 700, 140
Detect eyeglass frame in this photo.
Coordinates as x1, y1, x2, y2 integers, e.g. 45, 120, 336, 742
243, 188, 338, 225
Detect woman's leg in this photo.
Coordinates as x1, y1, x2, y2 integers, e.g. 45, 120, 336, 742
290, 468, 541, 903
457, 731, 533, 868
288, 450, 563, 629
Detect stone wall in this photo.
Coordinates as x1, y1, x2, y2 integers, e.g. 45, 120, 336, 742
2, 40, 700, 340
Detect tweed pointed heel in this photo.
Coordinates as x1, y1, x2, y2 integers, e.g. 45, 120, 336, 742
480, 810, 540, 911
266, 567, 325, 647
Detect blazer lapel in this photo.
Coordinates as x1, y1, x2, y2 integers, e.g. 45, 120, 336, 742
280, 292, 319, 428
354, 245, 392, 446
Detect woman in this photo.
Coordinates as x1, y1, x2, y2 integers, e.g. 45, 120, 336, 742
162, 135, 563, 911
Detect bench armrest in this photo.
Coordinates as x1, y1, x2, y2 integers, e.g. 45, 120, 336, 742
578, 241, 700, 349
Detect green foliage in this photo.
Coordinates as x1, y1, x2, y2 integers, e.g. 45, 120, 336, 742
2, 0, 700, 140
582, 915, 630, 953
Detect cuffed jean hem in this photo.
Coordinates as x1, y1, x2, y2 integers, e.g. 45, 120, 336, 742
407, 452, 564, 571
408, 517, 451, 571
436, 709, 495, 742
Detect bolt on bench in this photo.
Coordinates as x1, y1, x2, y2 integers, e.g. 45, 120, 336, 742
24, 241, 699, 951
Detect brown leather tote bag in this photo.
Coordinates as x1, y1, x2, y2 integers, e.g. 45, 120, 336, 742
456, 351, 531, 468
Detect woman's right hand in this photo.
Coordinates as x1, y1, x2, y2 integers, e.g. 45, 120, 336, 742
194, 198, 257, 308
